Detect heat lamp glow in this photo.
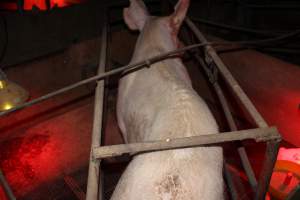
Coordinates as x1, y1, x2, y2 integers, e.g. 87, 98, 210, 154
269, 148, 300, 199
0, 0, 87, 10
277, 148, 300, 164
3, 103, 13, 111
0, 81, 5, 89
0, 79, 29, 112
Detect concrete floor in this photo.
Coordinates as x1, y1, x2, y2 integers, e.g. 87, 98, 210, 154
0, 38, 99, 199
0, 29, 299, 199
220, 49, 300, 147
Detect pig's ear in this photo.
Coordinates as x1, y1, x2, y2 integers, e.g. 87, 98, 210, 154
171, 0, 190, 31
123, 0, 149, 31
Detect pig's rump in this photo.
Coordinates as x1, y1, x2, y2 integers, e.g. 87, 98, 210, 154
110, 148, 223, 200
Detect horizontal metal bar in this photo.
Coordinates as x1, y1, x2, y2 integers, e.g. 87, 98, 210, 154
93, 127, 280, 159
1, 28, 298, 117
0, 42, 210, 117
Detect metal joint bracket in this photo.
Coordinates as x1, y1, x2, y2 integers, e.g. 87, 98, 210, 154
208, 62, 219, 84
203, 49, 219, 84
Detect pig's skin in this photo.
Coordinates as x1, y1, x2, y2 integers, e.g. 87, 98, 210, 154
112, 1, 224, 199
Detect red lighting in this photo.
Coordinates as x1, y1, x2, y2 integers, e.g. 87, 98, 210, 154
0, 0, 87, 11
269, 148, 300, 199
24, 0, 68, 10
0, 101, 92, 198
277, 148, 300, 164
0, 135, 51, 196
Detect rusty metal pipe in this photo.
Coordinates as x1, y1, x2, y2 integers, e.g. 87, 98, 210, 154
86, 8, 107, 200
255, 139, 281, 200
93, 127, 280, 159
194, 54, 258, 190
184, 17, 268, 128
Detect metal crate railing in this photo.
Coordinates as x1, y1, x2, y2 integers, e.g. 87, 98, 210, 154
87, 2, 281, 200
0, 1, 281, 200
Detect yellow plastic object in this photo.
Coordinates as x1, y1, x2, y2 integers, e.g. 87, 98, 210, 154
269, 160, 300, 200
0, 80, 29, 112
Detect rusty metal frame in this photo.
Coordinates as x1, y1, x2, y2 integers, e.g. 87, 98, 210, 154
184, 17, 281, 200
0, 2, 281, 200
88, 4, 281, 200
86, 5, 108, 200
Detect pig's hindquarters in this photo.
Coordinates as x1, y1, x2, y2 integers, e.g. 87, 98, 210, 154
110, 147, 223, 200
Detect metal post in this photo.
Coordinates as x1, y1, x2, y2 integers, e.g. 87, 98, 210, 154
182, 17, 281, 199
0, 169, 16, 200
179, 29, 249, 199
86, 9, 107, 200
223, 163, 240, 200
194, 55, 258, 190
255, 139, 281, 200
184, 17, 268, 129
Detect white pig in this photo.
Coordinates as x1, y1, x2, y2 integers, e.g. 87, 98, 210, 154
113, 0, 224, 199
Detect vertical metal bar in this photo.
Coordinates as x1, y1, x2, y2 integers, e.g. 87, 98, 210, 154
255, 139, 281, 200
0, 169, 16, 200
184, 20, 282, 200
184, 17, 268, 128
193, 53, 258, 190
215, 82, 258, 189
179, 25, 244, 199
86, 10, 107, 200
64, 175, 86, 200
224, 164, 239, 200
179, 28, 246, 199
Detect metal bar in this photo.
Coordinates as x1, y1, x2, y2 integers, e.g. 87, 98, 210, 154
64, 175, 86, 200
0, 42, 210, 117
255, 139, 281, 200
86, 10, 107, 200
179, 27, 241, 200
184, 20, 282, 199
93, 127, 280, 159
1, 28, 298, 117
184, 17, 269, 128
224, 163, 239, 200
193, 55, 258, 190
0, 169, 16, 200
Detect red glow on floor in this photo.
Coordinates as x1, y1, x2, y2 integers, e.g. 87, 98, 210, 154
0, 99, 93, 198
0, 135, 52, 196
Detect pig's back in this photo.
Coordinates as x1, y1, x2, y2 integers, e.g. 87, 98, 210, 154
117, 60, 218, 142
115, 59, 223, 200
